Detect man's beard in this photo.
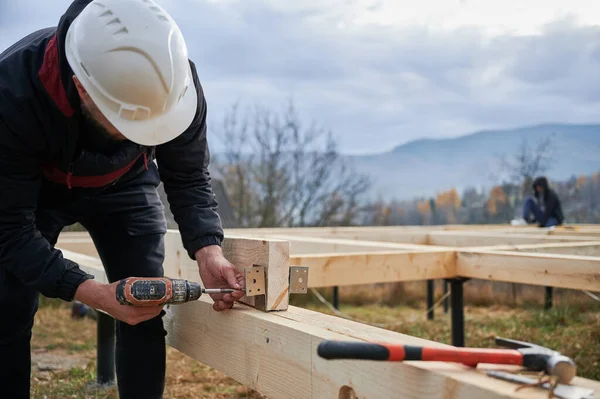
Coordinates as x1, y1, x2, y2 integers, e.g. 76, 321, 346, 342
80, 103, 124, 152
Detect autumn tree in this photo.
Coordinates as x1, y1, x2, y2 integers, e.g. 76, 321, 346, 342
213, 100, 371, 228
363, 198, 394, 226
416, 199, 432, 225
435, 188, 461, 224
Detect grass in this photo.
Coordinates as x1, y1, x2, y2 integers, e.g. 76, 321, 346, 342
30, 292, 600, 398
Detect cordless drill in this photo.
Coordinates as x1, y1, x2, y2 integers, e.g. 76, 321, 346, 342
116, 277, 236, 306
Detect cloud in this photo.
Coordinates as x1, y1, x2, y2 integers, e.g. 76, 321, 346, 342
2, 0, 600, 154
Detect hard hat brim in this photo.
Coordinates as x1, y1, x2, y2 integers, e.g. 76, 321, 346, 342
93, 72, 199, 147
72, 62, 199, 147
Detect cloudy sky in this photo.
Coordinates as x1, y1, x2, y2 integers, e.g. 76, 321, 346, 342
2, 0, 600, 154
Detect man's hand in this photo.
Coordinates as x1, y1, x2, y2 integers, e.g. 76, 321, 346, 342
196, 245, 245, 311
74, 279, 163, 325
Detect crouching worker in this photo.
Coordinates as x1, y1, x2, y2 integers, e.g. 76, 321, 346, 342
513, 176, 565, 227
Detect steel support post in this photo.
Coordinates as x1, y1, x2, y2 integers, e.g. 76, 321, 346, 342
96, 312, 115, 386
427, 280, 434, 320
332, 286, 340, 310
545, 286, 553, 310
446, 278, 470, 347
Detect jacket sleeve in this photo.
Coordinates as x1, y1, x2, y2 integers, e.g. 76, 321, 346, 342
155, 62, 224, 260
0, 115, 94, 301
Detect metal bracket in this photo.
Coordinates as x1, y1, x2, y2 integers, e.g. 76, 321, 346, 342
244, 265, 265, 297
243, 265, 309, 298
289, 266, 309, 294
486, 371, 594, 399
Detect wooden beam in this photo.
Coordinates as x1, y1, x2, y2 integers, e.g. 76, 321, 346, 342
58, 249, 108, 284
428, 231, 596, 247
58, 230, 433, 257
250, 234, 446, 255
226, 227, 430, 245
57, 246, 600, 399
465, 226, 600, 237
464, 241, 600, 257
291, 249, 456, 288
57, 231, 600, 294
56, 236, 98, 257
163, 297, 600, 399
457, 250, 600, 291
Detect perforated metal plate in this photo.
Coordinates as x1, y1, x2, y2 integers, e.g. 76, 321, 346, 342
244, 266, 265, 297
289, 266, 309, 294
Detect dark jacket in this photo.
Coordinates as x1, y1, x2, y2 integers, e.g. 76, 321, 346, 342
0, 0, 223, 302
532, 177, 564, 227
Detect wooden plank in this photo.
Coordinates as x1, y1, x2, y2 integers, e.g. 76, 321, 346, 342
164, 299, 600, 399
466, 242, 600, 257
291, 249, 456, 288
56, 232, 600, 293
549, 229, 600, 237
457, 250, 600, 291
57, 249, 109, 284
468, 227, 600, 237
57, 230, 432, 255
253, 234, 446, 255
429, 231, 595, 247
226, 227, 430, 245
56, 237, 99, 257
58, 247, 600, 399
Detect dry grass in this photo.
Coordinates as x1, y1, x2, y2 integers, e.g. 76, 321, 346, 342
30, 288, 600, 398
292, 280, 598, 309
30, 299, 262, 399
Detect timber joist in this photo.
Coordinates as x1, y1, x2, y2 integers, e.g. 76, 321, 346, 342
55, 224, 600, 398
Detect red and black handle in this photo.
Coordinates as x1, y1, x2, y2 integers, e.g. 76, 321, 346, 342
317, 341, 524, 367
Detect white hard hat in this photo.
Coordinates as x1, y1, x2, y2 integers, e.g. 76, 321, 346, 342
65, 0, 197, 146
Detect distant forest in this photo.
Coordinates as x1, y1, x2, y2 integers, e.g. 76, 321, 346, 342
361, 172, 600, 226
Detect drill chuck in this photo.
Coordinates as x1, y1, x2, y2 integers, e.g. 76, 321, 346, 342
116, 277, 202, 306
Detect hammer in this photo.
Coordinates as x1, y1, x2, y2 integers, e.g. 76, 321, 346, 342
317, 336, 577, 384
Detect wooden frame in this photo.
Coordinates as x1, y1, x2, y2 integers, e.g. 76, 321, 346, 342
55, 224, 600, 398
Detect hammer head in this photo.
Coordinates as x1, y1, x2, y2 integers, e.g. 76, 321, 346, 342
496, 337, 577, 384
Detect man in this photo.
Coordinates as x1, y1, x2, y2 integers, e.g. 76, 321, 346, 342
0, 0, 245, 398
516, 176, 565, 227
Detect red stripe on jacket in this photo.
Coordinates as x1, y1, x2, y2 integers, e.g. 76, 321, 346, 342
41, 153, 148, 189
38, 34, 75, 117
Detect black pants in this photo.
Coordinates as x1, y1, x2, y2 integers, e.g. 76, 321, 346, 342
0, 164, 168, 399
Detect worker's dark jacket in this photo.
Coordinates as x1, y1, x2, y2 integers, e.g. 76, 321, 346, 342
0, 0, 223, 302
533, 177, 565, 227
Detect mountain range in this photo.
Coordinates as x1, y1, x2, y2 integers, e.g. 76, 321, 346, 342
344, 123, 600, 200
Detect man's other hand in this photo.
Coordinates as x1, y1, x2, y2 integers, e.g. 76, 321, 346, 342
196, 245, 245, 311
74, 279, 164, 325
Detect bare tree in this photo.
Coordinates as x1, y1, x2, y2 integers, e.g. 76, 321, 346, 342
213, 99, 371, 228
214, 102, 260, 227
498, 134, 556, 197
